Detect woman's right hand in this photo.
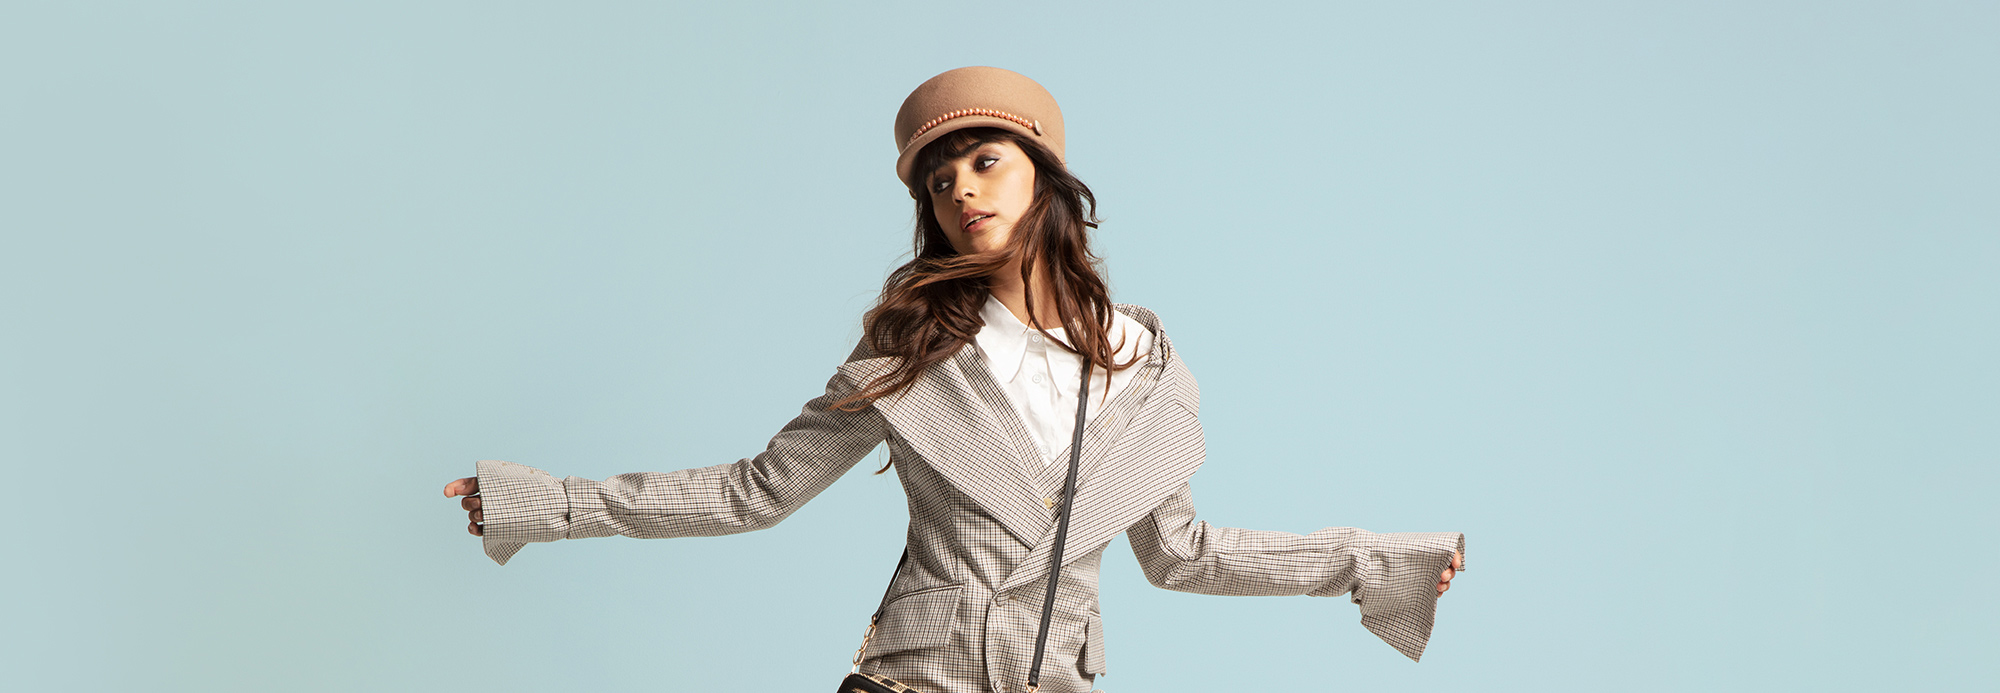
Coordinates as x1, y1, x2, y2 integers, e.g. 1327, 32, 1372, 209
444, 477, 483, 536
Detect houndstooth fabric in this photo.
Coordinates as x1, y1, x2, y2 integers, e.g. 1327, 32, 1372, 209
475, 305, 1466, 692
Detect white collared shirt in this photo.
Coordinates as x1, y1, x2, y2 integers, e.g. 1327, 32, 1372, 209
972, 294, 1154, 465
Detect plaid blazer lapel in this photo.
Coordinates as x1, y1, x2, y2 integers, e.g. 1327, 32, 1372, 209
995, 306, 1209, 594
836, 350, 1051, 546
834, 304, 1208, 589
1051, 345, 1206, 581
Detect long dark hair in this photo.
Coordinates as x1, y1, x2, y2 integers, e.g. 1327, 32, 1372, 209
833, 128, 1135, 439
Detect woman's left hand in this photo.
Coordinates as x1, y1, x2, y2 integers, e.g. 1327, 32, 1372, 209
1436, 551, 1463, 597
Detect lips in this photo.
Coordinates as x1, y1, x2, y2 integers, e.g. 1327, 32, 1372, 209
960, 209, 996, 232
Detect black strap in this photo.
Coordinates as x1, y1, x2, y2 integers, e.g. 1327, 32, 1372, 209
854, 551, 910, 674
870, 551, 909, 625
1027, 357, 1091, 692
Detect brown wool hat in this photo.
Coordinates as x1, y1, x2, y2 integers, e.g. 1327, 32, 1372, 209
894, 66, 1065, 194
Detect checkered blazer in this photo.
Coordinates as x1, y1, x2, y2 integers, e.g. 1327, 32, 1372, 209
475, 304, 1465, 693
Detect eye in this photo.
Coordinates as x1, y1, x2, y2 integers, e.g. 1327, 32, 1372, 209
930, 176, 950, 194
974, 155, 998, 171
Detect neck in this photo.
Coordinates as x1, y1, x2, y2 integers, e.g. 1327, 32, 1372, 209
990, 258, 1060, 329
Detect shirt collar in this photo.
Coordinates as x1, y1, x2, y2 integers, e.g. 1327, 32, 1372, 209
974, 294, 1031, 384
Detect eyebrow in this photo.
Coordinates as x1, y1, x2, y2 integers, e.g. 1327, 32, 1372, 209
925, 142, 1005, 183
928, 142, 1008, 177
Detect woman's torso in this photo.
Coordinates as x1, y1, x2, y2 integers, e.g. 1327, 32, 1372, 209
848, 303, 1203, 693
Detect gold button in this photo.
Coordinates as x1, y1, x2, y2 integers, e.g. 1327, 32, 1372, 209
1043, 497, 1055, 509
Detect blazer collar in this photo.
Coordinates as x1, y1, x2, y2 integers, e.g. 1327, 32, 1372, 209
834, 304, 1183, 548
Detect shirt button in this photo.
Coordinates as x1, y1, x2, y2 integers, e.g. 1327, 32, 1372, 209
1029, 333, 1041, 344
1031, 373, 1043, 384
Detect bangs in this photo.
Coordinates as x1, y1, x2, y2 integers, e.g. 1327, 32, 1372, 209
912, 127, 1012, 190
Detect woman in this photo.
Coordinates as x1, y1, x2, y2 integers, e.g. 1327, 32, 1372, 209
443, 66, 1465, 693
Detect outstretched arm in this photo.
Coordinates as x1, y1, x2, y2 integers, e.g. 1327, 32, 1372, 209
1125, 483, 1465, 661
446, 367, 887, 565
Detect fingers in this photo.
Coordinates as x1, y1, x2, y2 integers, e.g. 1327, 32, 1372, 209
1453, 551, 1464, 571
443, 477, 479, 497
449, 477, 484, 537
1437, 557, 1460, 597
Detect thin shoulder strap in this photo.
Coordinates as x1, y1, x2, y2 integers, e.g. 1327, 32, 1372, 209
1026, 357, 1091, 693
851, 551, 908, 674
871, 551, 908, 624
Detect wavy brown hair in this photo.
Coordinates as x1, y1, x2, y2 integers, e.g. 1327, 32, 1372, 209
833, 128, 1135, 435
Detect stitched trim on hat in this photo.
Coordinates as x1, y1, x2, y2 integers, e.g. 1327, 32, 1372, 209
906, 108, 1042, 146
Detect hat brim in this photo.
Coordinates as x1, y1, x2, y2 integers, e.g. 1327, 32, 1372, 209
895, 115, 1062, 197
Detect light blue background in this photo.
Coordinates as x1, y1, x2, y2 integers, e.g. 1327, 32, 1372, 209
3, 2, 1994, 691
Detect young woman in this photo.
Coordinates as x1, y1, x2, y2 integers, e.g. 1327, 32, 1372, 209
444, 66, 1465, 693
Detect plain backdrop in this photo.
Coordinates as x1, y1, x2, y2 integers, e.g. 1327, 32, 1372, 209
3, 2, 1995, 691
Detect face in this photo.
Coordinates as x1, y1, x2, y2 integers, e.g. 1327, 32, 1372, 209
925, 138, 1037, 256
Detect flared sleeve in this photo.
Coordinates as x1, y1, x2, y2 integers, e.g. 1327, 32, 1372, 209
1125, 483, 1465, 661
473, 361, 888, 566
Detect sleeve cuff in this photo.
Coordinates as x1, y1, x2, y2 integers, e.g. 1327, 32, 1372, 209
475, 459, 572, 566
1351, 531, 1464, 662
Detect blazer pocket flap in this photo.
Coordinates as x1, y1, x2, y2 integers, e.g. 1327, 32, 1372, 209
865, 585, 963, 659
1080, 611, 1107, 675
